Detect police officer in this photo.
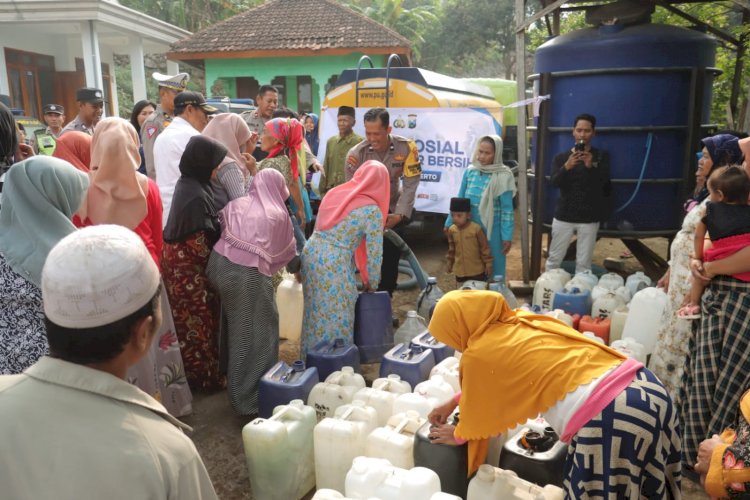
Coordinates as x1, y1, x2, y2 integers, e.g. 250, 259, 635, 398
60, 88, 104, 136
240, 84, 278, 161
141, 72, 189, 180
31, 104, 65, 155
42, 104, 65, 138
345, 107, 422, 295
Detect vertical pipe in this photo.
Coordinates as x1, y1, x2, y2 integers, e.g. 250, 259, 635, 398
515, 0, 530, 283
683, 67, 704, 223
531, 72, 552, 279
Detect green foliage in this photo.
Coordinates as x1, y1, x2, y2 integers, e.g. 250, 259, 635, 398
119, 0, 263, 32
417, 0, 516, 77
345, 0, 440, 58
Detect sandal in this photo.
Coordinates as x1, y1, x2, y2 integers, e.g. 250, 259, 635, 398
677, 304, 701, 320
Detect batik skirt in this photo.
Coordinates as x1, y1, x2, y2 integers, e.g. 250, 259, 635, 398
680, 276, 750, 469
162, 232, 224, 391
565, 368, 682, 499
127, 283, 193, 417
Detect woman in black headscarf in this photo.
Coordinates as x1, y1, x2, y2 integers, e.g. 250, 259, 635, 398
162, 135, 228, 391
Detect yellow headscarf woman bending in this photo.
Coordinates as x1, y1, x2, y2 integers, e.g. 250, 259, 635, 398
428, 290, 681, 498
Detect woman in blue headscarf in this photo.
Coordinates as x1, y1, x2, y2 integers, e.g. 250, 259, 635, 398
304, 113, 320, 156
0, 156, 89, 374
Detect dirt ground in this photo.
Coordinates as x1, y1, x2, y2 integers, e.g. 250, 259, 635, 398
180, 220, 707, 500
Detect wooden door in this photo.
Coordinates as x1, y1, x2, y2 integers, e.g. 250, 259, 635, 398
55, 72, 85, 124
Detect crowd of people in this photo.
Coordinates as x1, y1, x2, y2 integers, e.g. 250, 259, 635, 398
3, 67, 750, 499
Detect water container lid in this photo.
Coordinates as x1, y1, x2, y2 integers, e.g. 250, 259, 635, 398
387, 374, 402, 381
351, 456, 369, 474
407, 310, 418, 317
342, 366, 354, 374
333, 338, 345, 348
292, 360, 305, 372
493, 275, 504, 281
477, 464, 496, 482
427, 277, 438, 284
290, 399, 304, 409
410, 344, 425, 353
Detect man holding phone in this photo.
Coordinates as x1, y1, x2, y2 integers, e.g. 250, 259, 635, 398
545, 113, 611, 273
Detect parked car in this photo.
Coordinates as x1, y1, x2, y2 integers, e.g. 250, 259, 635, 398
207, 97, 255, 114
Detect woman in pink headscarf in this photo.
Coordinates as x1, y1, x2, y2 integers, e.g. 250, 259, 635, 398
206, 168, 300, 415
52, 131, 91, 172
202, 112, 257, 210
300, 160, 390, 355
73, 117, 193, 418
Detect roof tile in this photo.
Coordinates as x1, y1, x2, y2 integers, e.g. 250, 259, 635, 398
170, 0, 411, 54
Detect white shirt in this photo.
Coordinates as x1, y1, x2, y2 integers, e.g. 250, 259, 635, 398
153, 116, 199, 227
0, 357, 218, 500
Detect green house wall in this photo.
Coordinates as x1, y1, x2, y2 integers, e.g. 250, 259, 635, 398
205, 52, 387, 113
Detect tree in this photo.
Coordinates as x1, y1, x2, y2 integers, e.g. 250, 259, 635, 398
416, 0, 517, 78
345, 0, 440, 58
119, 0, 263, 32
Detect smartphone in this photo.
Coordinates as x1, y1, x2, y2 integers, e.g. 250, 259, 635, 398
574, 141, 586, 152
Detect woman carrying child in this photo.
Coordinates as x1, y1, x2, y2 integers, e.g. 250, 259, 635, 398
444, 135, 515, 280
678, 165, 750, 319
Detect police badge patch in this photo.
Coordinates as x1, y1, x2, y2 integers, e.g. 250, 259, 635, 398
146, 125, 157, 138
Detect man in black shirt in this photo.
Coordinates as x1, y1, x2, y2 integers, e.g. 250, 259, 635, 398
545, 113, 611, 273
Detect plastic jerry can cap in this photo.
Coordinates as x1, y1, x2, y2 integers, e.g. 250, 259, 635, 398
292, 360, 305, 372
289, 399, 304, 409
407, 310, 418, 317
477, 464, 496, 482
387, 374, 402, 381
342, 366, 354, 374
427, 277, 438, 284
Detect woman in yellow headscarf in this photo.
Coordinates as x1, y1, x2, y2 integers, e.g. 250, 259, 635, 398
427, 290, 681, 499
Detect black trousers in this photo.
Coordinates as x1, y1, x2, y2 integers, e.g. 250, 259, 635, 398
378, 233, 401, 295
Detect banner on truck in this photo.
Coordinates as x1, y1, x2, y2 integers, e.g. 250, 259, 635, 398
318, 107, 501, 214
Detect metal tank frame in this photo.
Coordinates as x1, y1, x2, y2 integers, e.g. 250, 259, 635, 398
528, 65, 720, 279
511, 0, 749, 284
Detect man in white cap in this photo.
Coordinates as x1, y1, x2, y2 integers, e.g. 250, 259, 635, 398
142, 71, 189, 180
0, 225, 218, 499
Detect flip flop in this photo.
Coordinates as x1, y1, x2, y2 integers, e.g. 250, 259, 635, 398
620, 250, 633, 259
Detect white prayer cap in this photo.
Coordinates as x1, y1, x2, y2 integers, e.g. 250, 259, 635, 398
152, 72, 190, 91
42, 225, 160, 329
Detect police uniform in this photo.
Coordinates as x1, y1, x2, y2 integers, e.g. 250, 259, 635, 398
345, 134, 422, 293
60, 88, 103, 137
142, 72, 189, 180
141, 105, 173, 180
60, 115, 93, 136
346, 134, 421, 217
240, 109, 269, 161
